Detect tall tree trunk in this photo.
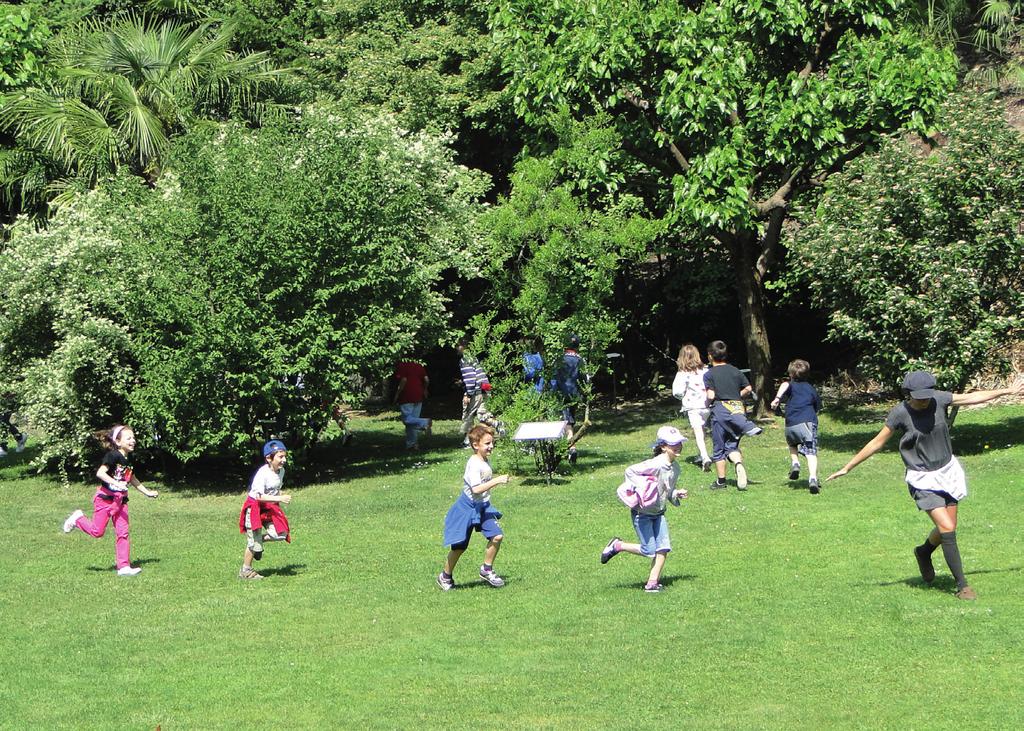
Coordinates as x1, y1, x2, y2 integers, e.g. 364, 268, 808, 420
729, 232, 772, 416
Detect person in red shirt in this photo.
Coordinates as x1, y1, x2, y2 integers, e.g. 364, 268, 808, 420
393, 359, 432, 450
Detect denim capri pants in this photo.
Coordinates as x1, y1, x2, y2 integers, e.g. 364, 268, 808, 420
632, 511, 671, 556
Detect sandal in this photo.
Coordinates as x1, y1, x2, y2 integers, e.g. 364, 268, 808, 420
238, 567, 263, 580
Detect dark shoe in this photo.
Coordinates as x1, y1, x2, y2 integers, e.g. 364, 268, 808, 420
567, 447, 578, 464
808, 478, 820, 495
955, 586, 977, 600
914, 545, 935, 583
252, 549, 263, 561
709, 480, 728, 490
788, 464, 800, 480
701, 459, 712, 472
601, 537, 620, 564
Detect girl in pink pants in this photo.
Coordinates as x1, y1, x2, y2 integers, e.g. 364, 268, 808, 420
63, 425, 158, 576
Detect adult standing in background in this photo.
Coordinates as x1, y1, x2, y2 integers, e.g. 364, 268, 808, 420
393, 359, 431, 450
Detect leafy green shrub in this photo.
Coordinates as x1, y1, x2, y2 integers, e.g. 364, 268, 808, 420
0, 105, 487, 471
474, 148, 660, 386
789, 92, 1024, 390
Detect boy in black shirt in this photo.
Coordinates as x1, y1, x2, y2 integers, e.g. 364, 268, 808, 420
703, 340, 762, 490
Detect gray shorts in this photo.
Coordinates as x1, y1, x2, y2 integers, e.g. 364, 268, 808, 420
784, 422, 818, 456
908, 486, 959, 511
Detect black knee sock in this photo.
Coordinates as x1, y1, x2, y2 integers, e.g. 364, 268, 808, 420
939, 531, 967, 589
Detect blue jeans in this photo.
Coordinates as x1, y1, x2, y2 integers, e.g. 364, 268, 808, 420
632, 511, 671, 556
398, 402, 429, 447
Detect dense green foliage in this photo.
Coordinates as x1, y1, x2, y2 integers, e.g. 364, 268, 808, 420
0, 107, 487, 468
0, 12, 287, 213
468, 144, 660, 435
790, 93, 1024, 389
0, 3, 48, 89
912, 1, 1024, 88
491, 0, 959, 404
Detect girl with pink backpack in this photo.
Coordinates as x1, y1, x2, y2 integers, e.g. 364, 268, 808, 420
600, 426, 688, 592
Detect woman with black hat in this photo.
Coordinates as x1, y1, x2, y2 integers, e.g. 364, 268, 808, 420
827, 371, 1022, 600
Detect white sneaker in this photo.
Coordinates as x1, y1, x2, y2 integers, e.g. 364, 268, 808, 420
16, 434, 27, 452
735, 463, 748, 491
117, 566, 142, 576
63, 509, 84, 533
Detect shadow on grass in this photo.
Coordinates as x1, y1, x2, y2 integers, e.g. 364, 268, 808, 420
87, 557, 161, 572
944, 418, 1024, 456
816, 416, 1024, 458
869, 565, 1023, 590
611, 573, 697, 590
257, 563, 306, 577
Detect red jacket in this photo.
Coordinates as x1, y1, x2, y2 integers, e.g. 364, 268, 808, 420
239, 497, 291, 542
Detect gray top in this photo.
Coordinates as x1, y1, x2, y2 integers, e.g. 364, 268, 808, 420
884, 391, 954, 472
624, 453, 681, 516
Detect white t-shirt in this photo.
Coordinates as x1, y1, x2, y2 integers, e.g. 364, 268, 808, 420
248, 464, 284, 499
672, 368, 709, 412
462, 454, 493, 503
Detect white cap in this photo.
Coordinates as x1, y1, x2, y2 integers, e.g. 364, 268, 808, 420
655, 425, 686, 446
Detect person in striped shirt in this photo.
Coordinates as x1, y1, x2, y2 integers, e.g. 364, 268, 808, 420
457, 341, 503, 447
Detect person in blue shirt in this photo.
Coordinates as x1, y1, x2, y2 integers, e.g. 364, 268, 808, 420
552, 335, 586, 462
522, 339, 545, 393
771, 359, 823, 493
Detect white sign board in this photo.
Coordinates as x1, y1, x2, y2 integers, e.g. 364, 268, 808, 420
513, 421, 569, 441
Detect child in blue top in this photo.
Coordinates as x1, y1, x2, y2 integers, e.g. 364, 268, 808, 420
600, 426, 689, 593
771, 359, 823, 493
438, 425, 511, 590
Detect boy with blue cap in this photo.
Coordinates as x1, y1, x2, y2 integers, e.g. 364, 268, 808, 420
238, 439, 293, 580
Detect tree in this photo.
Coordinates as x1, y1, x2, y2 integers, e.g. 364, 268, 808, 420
789, 92, 1024, 392
0, 105, 488, 470
214, 0, 520, 180
0, 12, 287, 214
475, 119, 661, 382
490, 0, 958, 409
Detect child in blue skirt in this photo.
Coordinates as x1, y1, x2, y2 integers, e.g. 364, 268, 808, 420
438, 425, 511, 590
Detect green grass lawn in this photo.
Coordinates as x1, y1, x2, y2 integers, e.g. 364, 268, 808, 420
3, 399, 1024, 729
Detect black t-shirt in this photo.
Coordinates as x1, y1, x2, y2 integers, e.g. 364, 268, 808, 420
101, 449, 134, 491
703, 364, 749, 402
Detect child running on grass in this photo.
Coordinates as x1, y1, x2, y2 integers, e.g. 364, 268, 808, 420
62, 425, 158, 576
600, 426, 689, 593
704, 340, 762, 491
771, 359, 823, 493
438, 424, 510, 590
238, 440, 293, 580
827, 371, 1023, 600
672, 343, 712, 471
